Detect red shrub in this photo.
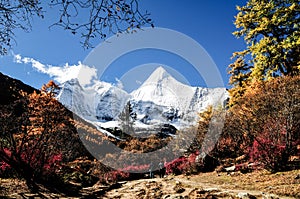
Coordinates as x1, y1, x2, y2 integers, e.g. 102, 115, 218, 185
165, 152, 198, 175
0, 147, 62, 176
43, 154, 62, 172
104, 169, 129, 183
122, 164, 149, 173
249, 132, 287, 172
0, 161, 10, 171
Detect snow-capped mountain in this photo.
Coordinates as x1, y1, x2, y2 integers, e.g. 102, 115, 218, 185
131, 67, 192, 111
57, 78, 130, 122
57, 66, 227, 133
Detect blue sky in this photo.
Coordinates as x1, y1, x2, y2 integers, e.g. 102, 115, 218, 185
0, 0, 247, 91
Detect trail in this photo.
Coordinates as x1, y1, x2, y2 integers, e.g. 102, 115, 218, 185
2, 172, 298, 198
101, 176, 296, 199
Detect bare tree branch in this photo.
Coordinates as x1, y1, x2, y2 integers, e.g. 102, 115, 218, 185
0, 0, 152, 55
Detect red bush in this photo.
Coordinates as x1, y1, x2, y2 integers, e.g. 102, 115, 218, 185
0, 147, 62, 176
104, 169, 129, 183
165, 152, 198, 175
122, 164, 149, 173
0, 161, 10, 171
249, 130, 287, 172
43, 154, 62, 172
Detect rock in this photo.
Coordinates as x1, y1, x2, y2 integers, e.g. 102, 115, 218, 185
174, 184, 185, 193
205, 195, 217, 199
163, 194, 171, 199
237, 192, 256, 199
225, 165, 236, 172
136, 189, 146, 197
170, 196, 185, 199
24, 193, 39, 198
118, 181, 127, 184
262, 193, 280, 199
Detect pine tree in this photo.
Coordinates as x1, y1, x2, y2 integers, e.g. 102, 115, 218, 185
229, 0, 300, 104
118, 101, 135, 138
227, 57, 252, 106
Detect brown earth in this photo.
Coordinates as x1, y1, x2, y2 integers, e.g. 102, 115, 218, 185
1, 169, 299, 198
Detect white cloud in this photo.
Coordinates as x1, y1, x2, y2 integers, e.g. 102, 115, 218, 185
23, 57, 47, 73
13, 54, 97, 86
14, 54, 23, 63
115, 78, 124, 89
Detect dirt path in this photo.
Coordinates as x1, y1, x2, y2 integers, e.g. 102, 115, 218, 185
1, 170, 299, 198
101, 176, 296, 199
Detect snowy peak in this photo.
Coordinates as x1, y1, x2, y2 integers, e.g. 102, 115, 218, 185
57, 65, 228, 131
140, 66, 188, 90
143, 66, 172, 85
57, 79, 130, 122
131, 66, 194, 110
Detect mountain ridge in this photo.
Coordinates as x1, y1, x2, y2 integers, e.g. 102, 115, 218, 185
0, 72, 37, 105
57, 66, 228, 132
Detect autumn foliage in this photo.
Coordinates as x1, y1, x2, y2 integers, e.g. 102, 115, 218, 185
0, 81, 86, 190
0, 74, 299, 195
224, 76, 300, 172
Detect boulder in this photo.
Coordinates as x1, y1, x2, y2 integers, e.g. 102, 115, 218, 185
237, 192, 256, 199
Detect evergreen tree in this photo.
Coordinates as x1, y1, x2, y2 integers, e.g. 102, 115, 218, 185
118, 101, 135, 138
227, 57, 252, 106
229, 0, 300, 104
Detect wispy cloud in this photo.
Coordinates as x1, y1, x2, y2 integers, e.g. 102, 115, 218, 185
14, 54, 97, 86
115, 78, 124, 89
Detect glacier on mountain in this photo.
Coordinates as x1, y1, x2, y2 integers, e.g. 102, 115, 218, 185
57, 66, 228, 134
